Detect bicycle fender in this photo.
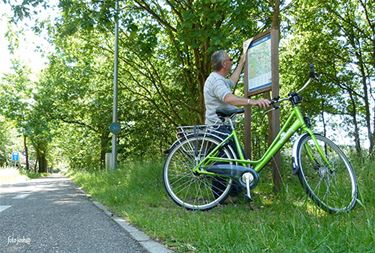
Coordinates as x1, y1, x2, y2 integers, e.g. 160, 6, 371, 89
292, 133, 309, 174
164, 132, 229, 155
292, 133, 324, 174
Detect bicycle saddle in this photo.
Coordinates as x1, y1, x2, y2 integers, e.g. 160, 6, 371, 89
216, 108, 245, 118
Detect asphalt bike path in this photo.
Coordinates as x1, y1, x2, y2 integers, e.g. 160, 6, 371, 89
0, 174, 163, 253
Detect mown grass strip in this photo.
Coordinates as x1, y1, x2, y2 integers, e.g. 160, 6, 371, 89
70, 158, 375, 253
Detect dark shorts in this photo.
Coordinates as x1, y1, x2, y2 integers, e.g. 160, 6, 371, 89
211, 125, 244, 197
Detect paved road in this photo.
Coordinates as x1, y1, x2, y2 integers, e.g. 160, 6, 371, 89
0, 174, 148, 253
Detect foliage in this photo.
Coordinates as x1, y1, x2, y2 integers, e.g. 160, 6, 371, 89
15, 0, 272, 168
280, 0, 374, 154
1, 0, 373, 250
0, 119, 13, 166
0, 61, 51, 172
36, 34, 113, 168
1, 0, 373, 170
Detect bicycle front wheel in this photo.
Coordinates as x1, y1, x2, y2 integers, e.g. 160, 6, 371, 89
163, 134, 235, 211
295, 134, 358, 213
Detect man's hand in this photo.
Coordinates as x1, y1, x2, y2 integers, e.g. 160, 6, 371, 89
243, 38, 252, 56
250, 98, 271, 109
238, 38, 252, 66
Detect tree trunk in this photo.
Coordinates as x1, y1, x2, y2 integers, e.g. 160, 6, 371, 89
37, 152, 48, 173
372, 106, 375, 157
23, 135, 29, 171
355, 43, 373, 155
360, 70, 373, 154
349, 92, 362, 154
198, 77, 205, 124
100, 132, 110, 168
321, 101, 327, 137
195, 47, 208, 124
34, 160, 38, 173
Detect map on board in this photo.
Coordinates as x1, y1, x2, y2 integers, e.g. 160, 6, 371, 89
247, 34, 272, 93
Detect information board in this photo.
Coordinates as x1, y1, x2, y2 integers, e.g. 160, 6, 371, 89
247, 33, 272, 95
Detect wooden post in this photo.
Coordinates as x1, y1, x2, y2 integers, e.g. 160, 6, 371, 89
244, 56, 252, 159
243, 1, 282, 191
271, 0, 282, 192
243, 31, 271, 160
244, 107, 252, 159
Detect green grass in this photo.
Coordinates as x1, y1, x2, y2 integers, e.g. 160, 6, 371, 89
0, 167, 47, 184
0, 167, 29, 184
70, 157, 375, 253
0, 167, 49, 185
19, 169, 49, 179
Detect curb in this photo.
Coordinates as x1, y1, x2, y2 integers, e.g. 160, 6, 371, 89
75, 186, 173, 253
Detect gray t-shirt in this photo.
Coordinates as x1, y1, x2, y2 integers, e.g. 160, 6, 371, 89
204, 72, 237, 125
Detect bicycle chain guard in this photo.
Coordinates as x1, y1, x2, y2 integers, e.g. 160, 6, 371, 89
206, 165, 259, 190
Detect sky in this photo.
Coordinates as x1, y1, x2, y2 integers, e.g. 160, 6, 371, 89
0, 1, 55, 80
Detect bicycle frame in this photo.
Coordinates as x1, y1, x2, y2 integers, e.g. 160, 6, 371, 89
194, 104, 330, 175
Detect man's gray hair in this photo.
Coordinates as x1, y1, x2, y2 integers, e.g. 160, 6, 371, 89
211, 50, 226, 71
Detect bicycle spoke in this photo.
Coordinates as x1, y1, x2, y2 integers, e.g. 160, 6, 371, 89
172, 176, 194, 193
297, 134, 357, 213
176, 148, 195, 166
163, 135, 234, 210
170, 173, 193, 188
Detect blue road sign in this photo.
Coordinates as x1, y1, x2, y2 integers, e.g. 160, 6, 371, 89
109, 122, 121, 135
12, 152, 19, 162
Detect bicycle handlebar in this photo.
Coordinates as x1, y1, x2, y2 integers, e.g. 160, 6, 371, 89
268, 64, 320, 111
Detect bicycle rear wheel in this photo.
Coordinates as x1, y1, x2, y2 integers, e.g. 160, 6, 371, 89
295, 134, 358, 213
163, 135, 235, 211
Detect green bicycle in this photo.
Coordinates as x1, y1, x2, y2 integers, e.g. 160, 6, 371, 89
163, 67, 358, 213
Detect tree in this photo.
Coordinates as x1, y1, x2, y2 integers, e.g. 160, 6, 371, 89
0, 60, 53, 172
29, 0, 274, 168
0, 118, 12, 166
0, 61, 32, 170
281, 0, 374, 155
36, 43, 113, 168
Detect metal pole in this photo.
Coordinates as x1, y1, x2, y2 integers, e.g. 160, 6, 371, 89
111, 0, 119, 170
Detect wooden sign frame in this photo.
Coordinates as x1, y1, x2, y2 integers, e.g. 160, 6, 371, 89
244, 30, 272, 96
244, 29, 280, 160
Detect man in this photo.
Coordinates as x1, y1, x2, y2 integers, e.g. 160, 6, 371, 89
204, 49, 270, 125
204, 47, 270, 200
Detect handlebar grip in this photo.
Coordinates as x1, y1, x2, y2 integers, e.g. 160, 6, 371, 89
270, 96, 280, 104
270, 96, 280, 109
309, 64, 316, 78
